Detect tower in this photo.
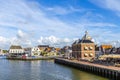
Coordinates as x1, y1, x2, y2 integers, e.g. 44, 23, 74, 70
72, 31, 95, 60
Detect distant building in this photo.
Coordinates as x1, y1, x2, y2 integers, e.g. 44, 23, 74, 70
101, 45, 112, 50
43, 47, 59, 56
31, 47, 41, 56
9, 45, 24, 57
24, 47, 41, 56
38, 45, 49, 51
55, 48, 61, 52
72, 31, 95, 60
99, 45, 113, 54
0, 49, 3, 55
116, 47, 120, 54
64, 46, 72, 59
24, 47, 32, 56
95, 45, 103, 57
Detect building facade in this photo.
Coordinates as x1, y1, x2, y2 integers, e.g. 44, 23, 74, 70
31, 47, 41, 56
9, 45, 24, 57
38, 45, 49, 51
72, 31, 95, 60
24, 47, 41, 56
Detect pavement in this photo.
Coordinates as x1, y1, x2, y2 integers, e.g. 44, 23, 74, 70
60, 58, 120, 71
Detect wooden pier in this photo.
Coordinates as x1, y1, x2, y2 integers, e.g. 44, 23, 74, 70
54, 58, 120, 80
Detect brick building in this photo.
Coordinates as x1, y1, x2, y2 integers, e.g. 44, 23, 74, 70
72, 31, 95, 60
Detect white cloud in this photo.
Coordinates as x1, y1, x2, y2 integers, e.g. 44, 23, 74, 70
44, 6, 82, 15
79, 22, 116, 27
0, 0, 81, 38
0, 29, 33, 49
17, 30, 27, 39
89, 0, 120, 16
37, 36, 73, 47
0, 36, 10, 49
63, 38, 71, 43
0, 0, 119, 49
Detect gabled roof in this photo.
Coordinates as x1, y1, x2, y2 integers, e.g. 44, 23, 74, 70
10, 45, 22, 49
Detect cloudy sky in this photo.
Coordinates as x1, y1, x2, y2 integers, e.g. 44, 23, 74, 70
0, 0, 120, 49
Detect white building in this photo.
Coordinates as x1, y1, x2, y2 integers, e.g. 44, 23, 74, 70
31, 47, 41, 56
24, 47, 41, 56
0, 49, 3, 55
9, 45, 24, 56
63, 46, 72, 59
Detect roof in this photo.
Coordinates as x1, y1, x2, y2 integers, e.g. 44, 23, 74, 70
82, 31, 92, 40
55, 48, 61, 51
73, 40, 93, 44
78, 40, 93, 43
10, 45, 22, 49
80, 31, 93, 43
24, 47, 31, 51
73, 31, 94, 44
38, 45, 49, 47
101, 45, 112, 49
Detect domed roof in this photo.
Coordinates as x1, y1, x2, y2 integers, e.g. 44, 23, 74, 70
72, 31, 94, 44
82, 31, 92, 40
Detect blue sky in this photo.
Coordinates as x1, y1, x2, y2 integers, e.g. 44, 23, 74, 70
0, 0, 120, 49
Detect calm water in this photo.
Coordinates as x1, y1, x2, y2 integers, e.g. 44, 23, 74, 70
0, 59, 109, 80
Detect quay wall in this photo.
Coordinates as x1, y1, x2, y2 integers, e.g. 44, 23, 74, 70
54, 58, 120, 80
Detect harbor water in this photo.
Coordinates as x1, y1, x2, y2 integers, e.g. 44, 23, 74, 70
0, 59, 109, 80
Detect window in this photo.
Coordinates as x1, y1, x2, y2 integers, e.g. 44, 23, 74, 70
84, 53, 88, 57
89, 53, 93, 57
89, 46, 93, 50
84, 46, 88, 50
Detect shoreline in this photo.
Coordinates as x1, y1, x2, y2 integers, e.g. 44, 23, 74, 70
6, 56, 60, 61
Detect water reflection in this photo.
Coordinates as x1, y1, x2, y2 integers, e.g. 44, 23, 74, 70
71, 68, 108, 80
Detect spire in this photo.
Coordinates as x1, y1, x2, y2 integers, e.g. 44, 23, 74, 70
85, 31, 88, 35
82, 31, 92, 40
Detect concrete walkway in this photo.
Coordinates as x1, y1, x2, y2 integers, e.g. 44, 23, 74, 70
58, 58, 120, 71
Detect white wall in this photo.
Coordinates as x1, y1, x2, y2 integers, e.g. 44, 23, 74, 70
9, 49, 24, 53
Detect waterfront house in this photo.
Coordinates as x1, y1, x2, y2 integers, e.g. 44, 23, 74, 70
31, 47, 41, 56
72, 31, 95, 60
38, 45, 49, 51
61, 46, 72, 59
42, 47, 58, 56
24, 47, 41, 57
8, 45, 24, 57
24, 47, 31, 56
0, 49, 3, 55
